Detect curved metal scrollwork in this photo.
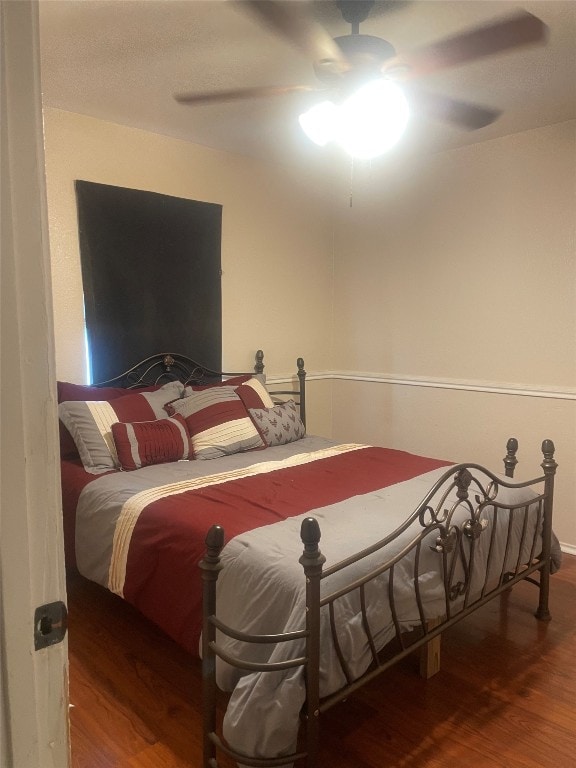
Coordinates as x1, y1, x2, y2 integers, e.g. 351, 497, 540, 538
419, 504, 448, 528
94, 352, 252, 389
431, 527, 458, 554
418, 464, 503, 603
421, 467, 499, 537
463, 518, 488, 540
449, 581, 467, 601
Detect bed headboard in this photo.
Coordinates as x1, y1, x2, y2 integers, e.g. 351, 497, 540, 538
94, 349, 306, 426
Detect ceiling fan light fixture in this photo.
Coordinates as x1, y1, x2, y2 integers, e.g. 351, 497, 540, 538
298, 100, 338, 146
299, 79, 409, 159
336, 79, 409, 159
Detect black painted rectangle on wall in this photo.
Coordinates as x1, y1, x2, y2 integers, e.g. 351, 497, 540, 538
75, 180, 222, 383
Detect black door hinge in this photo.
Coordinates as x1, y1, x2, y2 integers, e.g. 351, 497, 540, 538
34, 601, 68, 650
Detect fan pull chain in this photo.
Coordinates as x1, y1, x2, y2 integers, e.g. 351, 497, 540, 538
349, 157, 355, 208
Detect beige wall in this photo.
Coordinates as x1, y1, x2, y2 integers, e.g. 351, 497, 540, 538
331, 121, 576, 548
42, 108, 335, 435
43, 110, 575, 547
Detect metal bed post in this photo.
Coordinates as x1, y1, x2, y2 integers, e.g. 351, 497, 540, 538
299, 518, 326, 768
503, 437, 519, 477
297, 358, 306, 428
254, 349, 265, 376
535, 439, 557, 621
200, 525, 225, 768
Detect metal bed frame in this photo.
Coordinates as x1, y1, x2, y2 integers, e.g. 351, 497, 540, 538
200, 436, 558, 767
94, 351, 557, 766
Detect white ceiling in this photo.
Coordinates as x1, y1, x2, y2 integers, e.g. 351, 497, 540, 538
39, 0, 576, 168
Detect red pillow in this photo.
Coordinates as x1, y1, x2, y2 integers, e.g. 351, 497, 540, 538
57, 381, 134, 404
111, 413, 193, 471
59, 422, 80, 460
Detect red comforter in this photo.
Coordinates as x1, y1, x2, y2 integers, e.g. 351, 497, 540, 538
65, 439, 450, 654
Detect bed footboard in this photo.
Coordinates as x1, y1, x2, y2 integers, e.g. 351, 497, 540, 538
200, 438, 557, 768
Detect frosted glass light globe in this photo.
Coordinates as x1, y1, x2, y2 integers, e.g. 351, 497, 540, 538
336, 79, 409, 159
298, 100, 338, 146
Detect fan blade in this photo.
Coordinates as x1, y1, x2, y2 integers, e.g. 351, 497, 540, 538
384, 11, 548, 79
242, 0, 349, 76
410, 88, 501, 130
175, 84, 318, 106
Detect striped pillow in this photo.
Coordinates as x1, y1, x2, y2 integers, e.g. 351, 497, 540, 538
235, 377, 275, 410
57, 381, 163, 459
167, 386, 264, 460
111, 414, 193, 471
58, 381, 185, 474
183, 375, 272, 410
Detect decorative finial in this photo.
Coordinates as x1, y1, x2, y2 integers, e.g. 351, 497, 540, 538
299, 517, 326, 570
205, 525, 224, 558
300, 517, 320, 550
504, 437, 519, 478
541, 439, 557, 474
454, 467, 473, 500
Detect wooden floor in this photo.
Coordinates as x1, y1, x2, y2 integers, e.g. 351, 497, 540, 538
68, 554, 576, 768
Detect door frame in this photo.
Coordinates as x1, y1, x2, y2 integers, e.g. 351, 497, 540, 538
1, 1, 70, 765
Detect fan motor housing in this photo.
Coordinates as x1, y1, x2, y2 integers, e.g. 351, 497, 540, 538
336, 0, 375, 27
314, 34, 396, 83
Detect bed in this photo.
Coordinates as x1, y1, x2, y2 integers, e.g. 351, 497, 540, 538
57, 350, 561, 768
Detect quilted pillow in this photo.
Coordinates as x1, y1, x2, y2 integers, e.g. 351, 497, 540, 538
111, 413, 193, 471
167, 386, 264, 460
58, 380, 185, 474
249, 400, 305, 447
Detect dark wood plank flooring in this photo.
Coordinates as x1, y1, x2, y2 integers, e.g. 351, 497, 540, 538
68, 554, 576, 767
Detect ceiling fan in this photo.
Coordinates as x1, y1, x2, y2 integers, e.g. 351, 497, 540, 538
174, 1, 548, 157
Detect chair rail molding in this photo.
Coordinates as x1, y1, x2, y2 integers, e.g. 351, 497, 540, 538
268, 371, 576, 402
